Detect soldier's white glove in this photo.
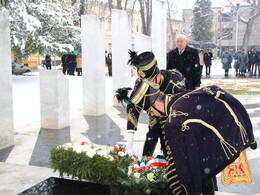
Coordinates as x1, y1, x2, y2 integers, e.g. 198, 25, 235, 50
126, 131, 135, 156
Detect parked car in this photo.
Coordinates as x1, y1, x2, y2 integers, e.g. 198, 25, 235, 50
12, 62, 31, 75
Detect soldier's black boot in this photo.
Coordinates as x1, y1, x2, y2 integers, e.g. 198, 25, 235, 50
142, 137, 158, 156
202, 176, 218, 195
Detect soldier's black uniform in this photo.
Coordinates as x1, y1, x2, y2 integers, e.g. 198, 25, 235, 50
127, 69, 188, 156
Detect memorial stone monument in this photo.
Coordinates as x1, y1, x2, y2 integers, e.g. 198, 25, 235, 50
112, 9, 132, 106
0, 11, 14, 150
152, 0, 166, 69
40, 70, 69, 129
81, 15, 106, 116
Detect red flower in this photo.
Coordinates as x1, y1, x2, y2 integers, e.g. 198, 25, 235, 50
81, 141, 89, 146
114, 146, 119, 151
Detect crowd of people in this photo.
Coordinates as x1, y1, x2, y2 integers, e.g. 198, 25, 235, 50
222, 47, 260, 77
61, 51, 82, 76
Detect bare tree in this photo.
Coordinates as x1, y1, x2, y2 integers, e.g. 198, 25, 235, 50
240, 0, 260, 50
138, 0, 152, 36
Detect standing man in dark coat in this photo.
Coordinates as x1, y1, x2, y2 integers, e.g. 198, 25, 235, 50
61, 53, 69, 75
67, 52, 76, 75
167, 34, 201, 90
204, 49, 213, 76
44, 54, 52, 70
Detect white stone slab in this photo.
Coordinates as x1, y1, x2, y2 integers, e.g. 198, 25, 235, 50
112, 9, 132, 106
135, 32, 152, 53
152, 0, 167, 69
0, 11, 14, 150
40, 70, 69, 129
81, 15, 106, 116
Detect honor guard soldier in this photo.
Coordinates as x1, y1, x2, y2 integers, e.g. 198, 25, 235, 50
124, 50, 188, 156
116, 81, 257, 195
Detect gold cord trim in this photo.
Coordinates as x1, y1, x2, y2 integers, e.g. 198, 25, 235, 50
169, 181, 180, 189
127, 108, 137, 129
214, 90, 249, 145
182, 119, 238, 159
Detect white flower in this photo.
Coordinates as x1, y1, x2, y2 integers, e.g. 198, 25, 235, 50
86, 148, 97, 158
147, 172, 155, 181
62, 142, 73, 149
118, 151, 125, 156
134, 172, 141, 178
97, 150, 108, 157
128, 166, 133, 176
108, 155, 114, 161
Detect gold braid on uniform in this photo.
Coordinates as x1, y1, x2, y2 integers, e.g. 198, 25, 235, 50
182, 119, 238, 160
162, 125, 188, 194
204, 86, 249, 146
127, 108, 138, 130
149, 116, 157, 129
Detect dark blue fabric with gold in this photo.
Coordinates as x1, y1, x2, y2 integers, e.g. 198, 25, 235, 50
126, 69, 188, 131
164, 85, 256, 195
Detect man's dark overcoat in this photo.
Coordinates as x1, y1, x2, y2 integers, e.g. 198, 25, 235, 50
166, 45, 201, 90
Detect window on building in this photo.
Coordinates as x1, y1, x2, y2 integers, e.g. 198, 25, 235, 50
109, 43, 112, 52
219, 13, 232, 22
108, 18, 111, 30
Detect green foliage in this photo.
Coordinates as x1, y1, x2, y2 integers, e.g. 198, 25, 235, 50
50, 143, 170, 194
50, 147, 132, 185
191, 0, 213, 43
119, 167, 169, 195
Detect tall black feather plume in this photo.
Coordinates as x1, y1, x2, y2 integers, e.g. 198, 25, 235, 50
127, 50, 140, 66
115, 87, 132, 105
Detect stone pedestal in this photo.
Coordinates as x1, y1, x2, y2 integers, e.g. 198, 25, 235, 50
40, 70, 69, 129
135, 32, 152, 53
81, 15, 106, 116
0, 11, 14, 150
152, 0, 166, 69
112, 9, 132, 106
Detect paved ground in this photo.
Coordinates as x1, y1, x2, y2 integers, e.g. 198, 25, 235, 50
0, 61, 260, 194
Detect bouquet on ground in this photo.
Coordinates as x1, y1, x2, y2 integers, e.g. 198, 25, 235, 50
50, 142, 169, 194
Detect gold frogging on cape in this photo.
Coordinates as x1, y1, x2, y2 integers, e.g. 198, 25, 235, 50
182, 119, 238, 160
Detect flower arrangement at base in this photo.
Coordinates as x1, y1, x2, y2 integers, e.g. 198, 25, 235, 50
50, 142, 170, 194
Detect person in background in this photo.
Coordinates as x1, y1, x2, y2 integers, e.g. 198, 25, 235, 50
106, 52, 112, 77
238, 48, 248, 77
256, 48, 260, 77
233, 48, 241, 76
44, 54, 52, 70
221, 48, 233, 76
61, 53, 69, 75
167, 34, 201, 90
199, 49, 205, 77
248, 47, 258, 76
76, 52, 82, 76
204, 48, 213, 76
67, 51, 76, 75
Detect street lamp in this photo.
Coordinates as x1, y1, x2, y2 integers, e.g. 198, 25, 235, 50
235, 3, 240, 51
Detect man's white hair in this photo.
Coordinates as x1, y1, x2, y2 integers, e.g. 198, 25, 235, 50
176, 34, 188, 41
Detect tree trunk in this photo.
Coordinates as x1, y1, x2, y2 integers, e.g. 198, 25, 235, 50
117, 0, 122, 10
242, 17, 255, 51
242, 0, 260, 51
139, 0, 148, 35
